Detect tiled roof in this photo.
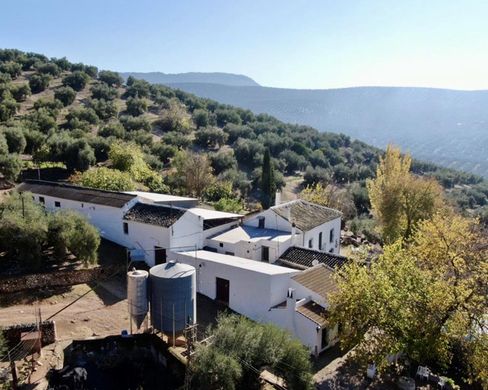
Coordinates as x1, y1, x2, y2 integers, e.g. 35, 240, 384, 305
296, 301, 329, 326
124, 203, 185, 227
17, 180, 136, 208
277, 247, 347, 270
271, 200, 341, 231
292, 264, 337, 300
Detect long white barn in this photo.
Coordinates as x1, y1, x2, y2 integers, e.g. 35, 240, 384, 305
18, 180, 347, 354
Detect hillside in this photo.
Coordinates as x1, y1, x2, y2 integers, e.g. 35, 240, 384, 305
0, 49, 487, 222
120, 72, 259, 87
133, 81, 488, 178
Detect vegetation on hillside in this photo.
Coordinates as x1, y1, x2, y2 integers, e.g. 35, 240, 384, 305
0, 48, 487, 221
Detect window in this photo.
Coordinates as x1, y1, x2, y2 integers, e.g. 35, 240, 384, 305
329, 228, 334, 243
258, 217, 265, 229
54, 201, 61, 208
261, 246, 269, 262
319, 232, 323, 250
321, 328, 329, 349
225, 251, 235, 256
123, 222, 129, 235
308, 239, 313, 248
39, 196, 45, 205
219, 243, 224, 248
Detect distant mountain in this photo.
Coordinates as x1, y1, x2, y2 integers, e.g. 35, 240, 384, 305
120, 72, 259, 87
152, 83, 488, 178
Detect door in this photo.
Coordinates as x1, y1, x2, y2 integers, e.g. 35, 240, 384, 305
261, 246, 269, 262
154, 246, 167, 265
216, 277, 230, 305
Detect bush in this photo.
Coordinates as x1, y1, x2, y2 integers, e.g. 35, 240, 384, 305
192, 108, 209, 128
48, 211, 100, 265
37, 62, 60, 77
191, 314, 313, 390
0, 95, 19, 121
10, 83, 31, 102
0, 193, 48, 269
195, 126, 228, 148
98, 70, 123, 87
124, 78, 150, 98
0, 62, 22, 79
65, 139, 96, 171
210, 150, 237, 174
99, 122, 125, 138
54, 86, 76, 106
2, 126, 26, 153
0, 153, 22, 181
120, 115, 152, 132
23, 128, 46, 154
90, 83, 118, 100
203, 181, 234, 202
29, 73, 51, 93
62, 71, 90, 91
88, 98, 117, 120
125, 97, 148, 116
215, 108, 242, 127
0, 132, 8, 155
73, 167, 135, 191
214, 197, 244, 213
151, 142, 177, 164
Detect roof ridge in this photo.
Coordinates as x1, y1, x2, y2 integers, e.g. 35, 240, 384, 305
23, 179, 134, 197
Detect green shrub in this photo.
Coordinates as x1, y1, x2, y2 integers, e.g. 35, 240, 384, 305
54, 86, 76, 106
62, 71, 90, 91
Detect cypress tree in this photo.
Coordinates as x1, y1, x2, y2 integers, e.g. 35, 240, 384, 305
261, 148, 275, 209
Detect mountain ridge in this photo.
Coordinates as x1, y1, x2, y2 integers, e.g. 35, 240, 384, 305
142, 81, 488, 178
120, 71, 259, 87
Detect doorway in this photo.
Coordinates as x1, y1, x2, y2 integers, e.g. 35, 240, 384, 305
216, 277, 230, 305
154, 246, 167, 265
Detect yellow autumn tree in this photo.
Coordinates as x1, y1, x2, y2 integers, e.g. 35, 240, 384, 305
299, 183, 356, 220
330, 212, 488, 386
367, 145, 444, 243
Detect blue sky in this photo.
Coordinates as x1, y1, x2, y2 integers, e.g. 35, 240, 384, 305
1, 0, 487, 89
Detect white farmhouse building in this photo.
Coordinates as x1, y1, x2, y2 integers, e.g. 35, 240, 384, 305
18, 180, 242, 265
18, 180, 347, 354
206, 199, 342, 263
172, 250, 342, 354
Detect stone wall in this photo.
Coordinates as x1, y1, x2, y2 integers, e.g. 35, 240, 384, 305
0, 266, 113, 294
2, 321, 57, 348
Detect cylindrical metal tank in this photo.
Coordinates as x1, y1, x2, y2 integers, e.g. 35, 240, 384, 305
149, 261, 196, 333
127, 269, 149, 329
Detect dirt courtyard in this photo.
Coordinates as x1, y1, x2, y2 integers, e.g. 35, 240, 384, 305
0, 278, 130, 341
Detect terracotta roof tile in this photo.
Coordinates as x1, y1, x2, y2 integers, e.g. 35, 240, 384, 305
124, 203, 185, 227
292, 264, 337, 300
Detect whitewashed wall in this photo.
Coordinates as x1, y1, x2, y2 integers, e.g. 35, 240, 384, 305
32, 194, 136, 247
245, 209, 292, 231
303, 218, 341, 254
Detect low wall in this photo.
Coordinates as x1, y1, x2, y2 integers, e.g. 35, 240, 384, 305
0, 266, 114, 294
2, 320, 57, 348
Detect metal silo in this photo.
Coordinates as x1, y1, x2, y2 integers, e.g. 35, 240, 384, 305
127, 269, 149, 330
149, 261, 196, 335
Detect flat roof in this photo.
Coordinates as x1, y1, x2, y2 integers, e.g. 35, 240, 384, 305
125, 191, 197, 203
176, 250, 299, 276
187, 208, 242, 220
209, 225, 291, 244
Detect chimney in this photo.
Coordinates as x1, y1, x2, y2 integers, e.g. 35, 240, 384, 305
291, 222, 296, 245
275, 190, 281, 206
286, 288, 296, 320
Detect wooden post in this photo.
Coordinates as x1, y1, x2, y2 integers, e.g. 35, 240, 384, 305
8, 351, 18, 390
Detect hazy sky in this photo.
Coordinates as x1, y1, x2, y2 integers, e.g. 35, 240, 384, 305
1, 0, 487, 90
